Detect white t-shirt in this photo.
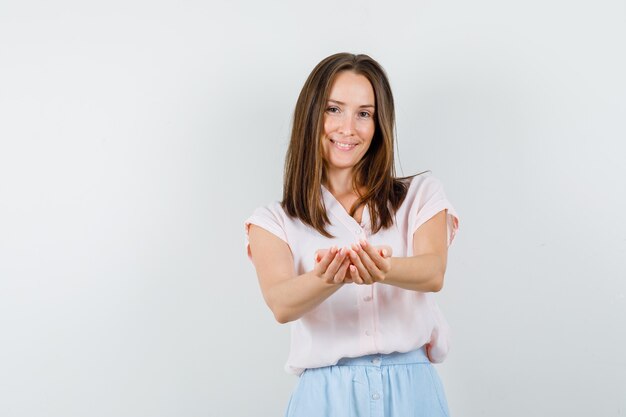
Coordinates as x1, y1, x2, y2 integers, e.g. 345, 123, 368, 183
244, 173, 460, 375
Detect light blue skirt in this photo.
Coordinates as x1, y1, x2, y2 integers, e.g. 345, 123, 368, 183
284, 347, 450, 417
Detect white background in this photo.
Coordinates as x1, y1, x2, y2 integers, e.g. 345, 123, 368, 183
1, 1, 625, 416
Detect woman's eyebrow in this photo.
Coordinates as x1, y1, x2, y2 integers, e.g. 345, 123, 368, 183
328, 99, 375, 109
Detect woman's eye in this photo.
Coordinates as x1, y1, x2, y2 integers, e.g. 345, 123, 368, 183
359, 111, 371, 118
326, 106, 340, 113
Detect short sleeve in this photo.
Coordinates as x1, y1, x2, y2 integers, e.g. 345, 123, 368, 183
409, 175, 459, 248
244, 204, 289, 261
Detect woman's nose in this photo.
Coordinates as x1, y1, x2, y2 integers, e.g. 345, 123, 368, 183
338, 114, 355, 135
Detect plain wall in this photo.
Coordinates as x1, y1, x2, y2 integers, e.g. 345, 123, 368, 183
1, 0, 625, 416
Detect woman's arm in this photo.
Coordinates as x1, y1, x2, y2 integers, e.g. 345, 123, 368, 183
348, 210, 449, 292
247, 224, 351, 324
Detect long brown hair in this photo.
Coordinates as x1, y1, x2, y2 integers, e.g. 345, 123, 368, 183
282, 52, 423, 238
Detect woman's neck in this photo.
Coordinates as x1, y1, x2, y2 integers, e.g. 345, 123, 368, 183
324, 168, 362, 197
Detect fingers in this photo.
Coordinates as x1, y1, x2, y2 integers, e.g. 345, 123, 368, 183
326, 247, 348, 279
425, 343, 433, 362
351, 240, 394, 283
348, 263, 363, 284
315, 247, 336, 270
379, 245, 393, 258
314, 249, 329, 263
314, 242, 392, 285
315, 247, 350, 284
333, 256, 351, 284
348, 244, 374, 284
358, 240, 392, 273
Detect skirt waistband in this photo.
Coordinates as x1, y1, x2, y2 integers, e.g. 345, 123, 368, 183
335, 347, 430, 367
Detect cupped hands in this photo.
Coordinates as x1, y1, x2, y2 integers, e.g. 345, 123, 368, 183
313, 240, 392, 285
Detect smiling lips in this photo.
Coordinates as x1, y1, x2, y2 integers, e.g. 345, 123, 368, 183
330, 138, 358, 151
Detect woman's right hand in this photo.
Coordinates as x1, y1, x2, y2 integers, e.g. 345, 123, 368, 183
313, 246, 352, 285
315, 245, 392, 285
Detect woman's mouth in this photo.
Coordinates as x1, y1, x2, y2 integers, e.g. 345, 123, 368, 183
330, 139, 358, 151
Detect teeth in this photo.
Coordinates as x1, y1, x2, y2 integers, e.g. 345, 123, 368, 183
331, 140, 356, 149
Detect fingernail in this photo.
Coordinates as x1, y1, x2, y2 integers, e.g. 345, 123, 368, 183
381, 249, 386, 256
360, 239, 367, 247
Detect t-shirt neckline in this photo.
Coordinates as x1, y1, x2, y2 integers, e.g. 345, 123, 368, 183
320, 184, 369, 231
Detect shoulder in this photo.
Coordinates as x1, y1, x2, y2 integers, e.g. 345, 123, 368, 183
245, 200, 290, 241
402, 172, 459, 246
248, 200, 288, 222
397, 172, 456, 221
244, 200, 293, 259
402, 172, 446, 202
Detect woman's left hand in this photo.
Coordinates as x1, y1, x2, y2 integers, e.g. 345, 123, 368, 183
347, 240, 392, 285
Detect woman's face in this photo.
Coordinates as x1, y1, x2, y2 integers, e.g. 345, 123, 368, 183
321, 71, 376, 176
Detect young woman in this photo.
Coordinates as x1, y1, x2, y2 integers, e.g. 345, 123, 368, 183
245, 53, 459, 417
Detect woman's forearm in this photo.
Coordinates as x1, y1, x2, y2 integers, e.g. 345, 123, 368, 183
265, 271, 343, 324
384, 254, 446, 292
265, 254, 444, 323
